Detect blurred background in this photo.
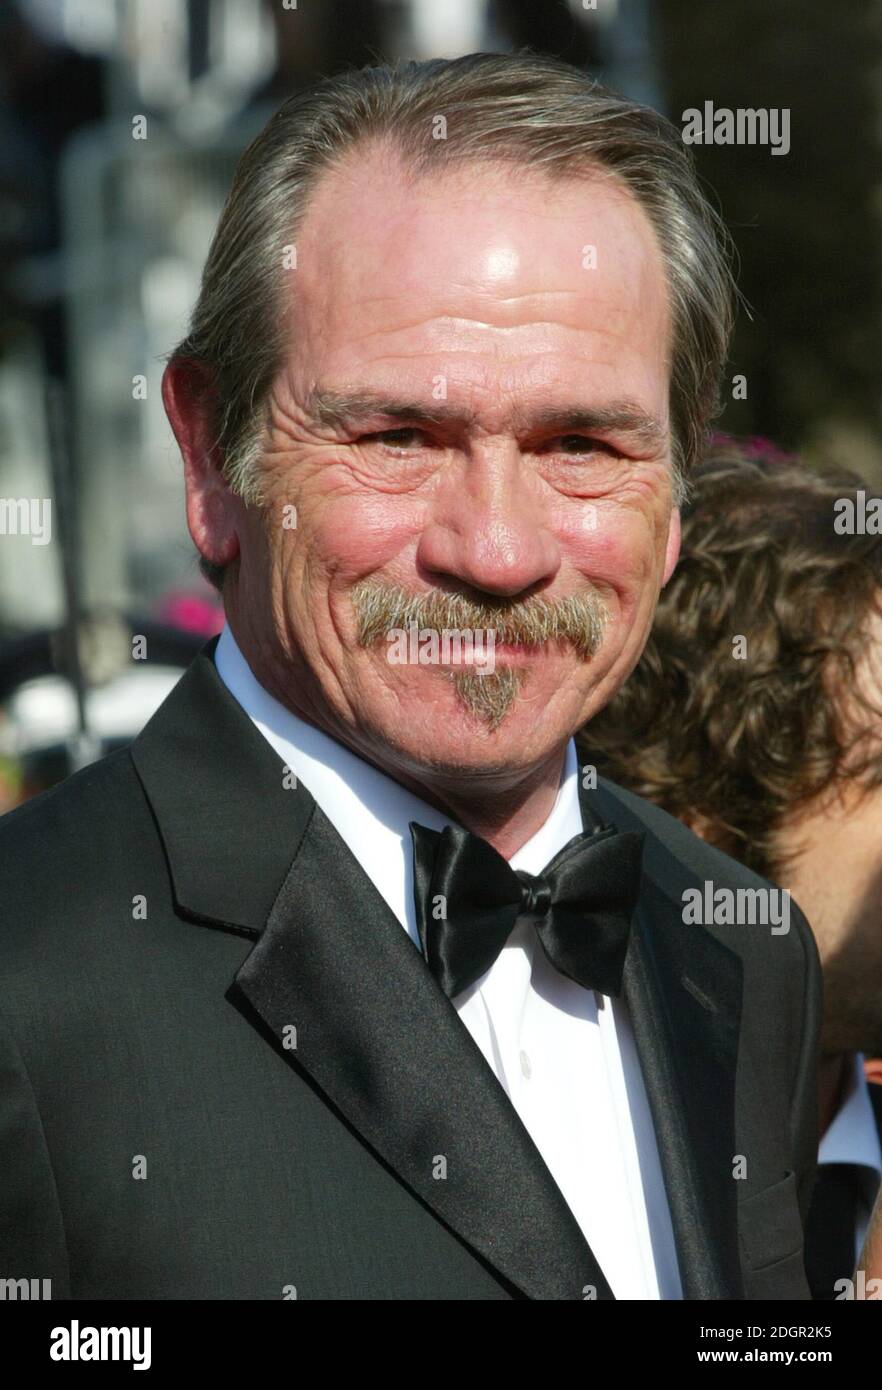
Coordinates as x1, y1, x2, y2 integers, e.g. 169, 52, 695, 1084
0, 0, 879, 808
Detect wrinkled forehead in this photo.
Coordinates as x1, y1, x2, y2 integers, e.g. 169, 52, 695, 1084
290, 145, 672, 361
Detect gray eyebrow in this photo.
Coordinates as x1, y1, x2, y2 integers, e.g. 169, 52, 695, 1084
308, 388, 666, 449
310, 389, 455, 429
527, 404, 666, 450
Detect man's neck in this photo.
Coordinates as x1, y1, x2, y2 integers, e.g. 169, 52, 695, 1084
387, 747, 570, 860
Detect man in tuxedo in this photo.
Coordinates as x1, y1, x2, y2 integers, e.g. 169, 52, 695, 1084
583, 439, 882, 1299
0, 53, 820, 1299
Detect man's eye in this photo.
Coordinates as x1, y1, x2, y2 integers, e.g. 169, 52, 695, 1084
552, 435, 617, 456
362, 428, 426, 449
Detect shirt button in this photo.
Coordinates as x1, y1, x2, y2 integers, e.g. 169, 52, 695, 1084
519, 1050, 532, 1079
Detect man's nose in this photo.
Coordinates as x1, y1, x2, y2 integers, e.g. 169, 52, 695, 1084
415, 446, 561, 599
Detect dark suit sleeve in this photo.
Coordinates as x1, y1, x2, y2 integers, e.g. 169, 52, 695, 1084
0, 1006, 70, 1296
788, 899, 823, 1231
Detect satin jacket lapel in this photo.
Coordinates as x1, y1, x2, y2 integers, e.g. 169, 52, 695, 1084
582, 778, 745, 1299
132, 646, 614, 1301
235, 797, 615, 1301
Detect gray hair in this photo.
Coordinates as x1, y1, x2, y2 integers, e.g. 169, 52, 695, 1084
169, 52, 736, 584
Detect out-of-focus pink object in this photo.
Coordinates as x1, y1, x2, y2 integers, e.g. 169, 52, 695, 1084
864, 1057, 882, 1087
708, 432, 798, 464
156, 593, 225, 637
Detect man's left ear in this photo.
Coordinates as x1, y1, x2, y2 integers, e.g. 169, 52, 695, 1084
662, 507, 681, 587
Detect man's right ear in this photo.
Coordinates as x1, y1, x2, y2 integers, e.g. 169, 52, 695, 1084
682, 811, 737, 860
683, 811, 712, 843
162, 358, 241, 572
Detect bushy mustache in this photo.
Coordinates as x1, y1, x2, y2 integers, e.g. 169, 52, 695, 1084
350, 579, 610, 658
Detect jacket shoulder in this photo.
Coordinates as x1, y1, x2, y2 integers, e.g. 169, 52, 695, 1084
0, 749, 156, 950
595, 775, 770, 889
0, 747, 138, 859
593, 774, 819, 974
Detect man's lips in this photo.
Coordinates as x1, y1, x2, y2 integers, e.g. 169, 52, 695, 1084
489, 639, 544, 657
447, 638, 557, 665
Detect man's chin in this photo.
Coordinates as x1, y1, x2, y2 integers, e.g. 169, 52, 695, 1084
369, 690, 576, 781
443, 664, 529, 730
393, 736, 560, 783
349, 648, 604, 768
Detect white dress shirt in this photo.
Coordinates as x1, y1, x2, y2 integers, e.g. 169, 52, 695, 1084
818, 1053, 882, 1261
214, 624, 682, 1299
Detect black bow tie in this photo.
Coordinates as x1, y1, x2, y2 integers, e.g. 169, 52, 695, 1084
409, 819, 645, 1001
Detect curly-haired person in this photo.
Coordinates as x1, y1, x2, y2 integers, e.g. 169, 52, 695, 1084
579, 438, 882, 1301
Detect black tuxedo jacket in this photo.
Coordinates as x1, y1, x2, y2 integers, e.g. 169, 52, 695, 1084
0, 640, 821, 1299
